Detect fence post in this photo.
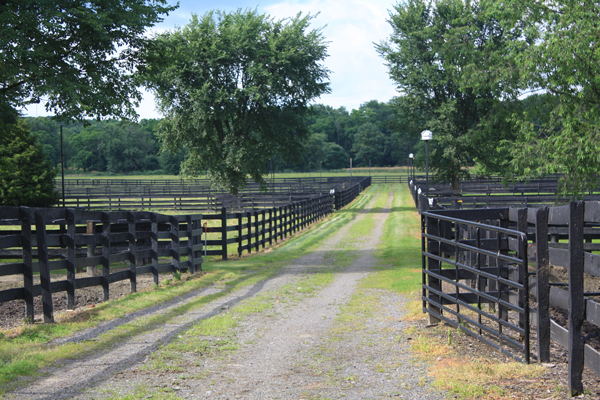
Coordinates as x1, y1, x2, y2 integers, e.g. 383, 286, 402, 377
237, 213, 243, 257
127, 212, 137, 292
20, 207, 34, 324
170, 215, 180, 276
283, 206, 288, 239
151, 213, 159, 285
247, 211, 252, 254
101, 212, 111, 302
535, 207, 550, 362
254, 211, 259, 251
262, 210, 266, 249
66, 209, 76, 309
187, 215, 196, 273
277, 206, 282, 241
34, 211, 54, 323
568, 201, 585, 396
86, 221, 97, 276
268, 208, 273, 246
221, 207, 228, 260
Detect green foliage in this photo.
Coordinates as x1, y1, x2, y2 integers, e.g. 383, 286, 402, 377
378, 0, 517, 188
0, 0, 176, 123
352, 122, 385, 166
143, 9, 330, 194
0, 121, 59, 207
492, 0, 600, 198
24, 117, 162, 174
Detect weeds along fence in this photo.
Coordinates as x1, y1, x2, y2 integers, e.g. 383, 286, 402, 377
0, 179, 369, 325
59, 177, 375, 211
422, 202, 600, 396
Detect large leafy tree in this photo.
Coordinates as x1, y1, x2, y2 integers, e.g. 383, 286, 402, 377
377, 0, 515, 190
0, 0, 176, 123
491, 0, 600, 197
142, 9, 330, 194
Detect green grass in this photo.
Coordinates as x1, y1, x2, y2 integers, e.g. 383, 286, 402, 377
361, 184, 423, 294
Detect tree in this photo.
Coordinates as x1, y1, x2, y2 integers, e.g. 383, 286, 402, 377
0, 121, 58, 207
352, 123, 385, 166
0, 0, 176, 123
143, 9, 330, 194
377, 0, 515, 190
490, 0, 600, 197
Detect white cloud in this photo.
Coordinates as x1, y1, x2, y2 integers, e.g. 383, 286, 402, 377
265, 0, 398, 110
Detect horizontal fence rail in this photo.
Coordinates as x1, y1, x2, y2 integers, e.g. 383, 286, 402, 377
57, 177, 373, 211
409, 178, 600, 213
422, 208, 530, 363
0, 179, 370, 325
422, 202, 600, 396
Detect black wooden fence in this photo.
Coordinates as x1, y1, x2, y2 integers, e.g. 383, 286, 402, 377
0, 179, 369, 325
422, 203, 600, 396
409, 178, 600, 212
59, 177, 373, 211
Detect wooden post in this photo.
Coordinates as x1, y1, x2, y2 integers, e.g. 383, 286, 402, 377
20, 207, 34, 324
254, 211, 259, 251
221, 207, 228, 260
86, 221, 97, 276
568, 201, 585, 396
188, 215, 196, 273
247, 211, 252, 254
170, 215, 180, 276
66, 209, 76, 309
237, 213, 243, 257
34, 211, 54, 323
128, 212, 137, 292
269, 208, 273, 246
261, 210, 266, 249
101, 212, 111, 302
535, 207, 550, 362
151, 213, 159, 285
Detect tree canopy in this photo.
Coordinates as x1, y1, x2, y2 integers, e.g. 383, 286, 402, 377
377, 0, 518, 189
490, 0, 600, 197
0, 0, 176, 123
142, 9, 330, 194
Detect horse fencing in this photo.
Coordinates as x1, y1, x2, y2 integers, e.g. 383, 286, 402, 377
422, 202, 600, 396
0, 178, 369, 326
58, 177, 372, 211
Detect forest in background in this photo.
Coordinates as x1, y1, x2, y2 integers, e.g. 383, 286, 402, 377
24, 99, 422, 175
25, 94, 549, 177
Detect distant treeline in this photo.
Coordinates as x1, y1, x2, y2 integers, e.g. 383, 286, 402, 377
24, 100, 421, 175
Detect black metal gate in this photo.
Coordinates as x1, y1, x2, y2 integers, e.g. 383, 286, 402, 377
422, 208, 530, 363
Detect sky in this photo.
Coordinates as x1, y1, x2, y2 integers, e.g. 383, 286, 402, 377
23, 0, 400, 119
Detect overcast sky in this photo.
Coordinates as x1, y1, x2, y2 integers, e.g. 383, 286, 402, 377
24, 0, 400, 119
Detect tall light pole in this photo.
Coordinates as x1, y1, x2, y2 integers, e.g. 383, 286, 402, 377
421, 130, 433, 199
409, 153, 414, 182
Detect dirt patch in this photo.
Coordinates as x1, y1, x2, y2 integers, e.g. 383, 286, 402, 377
0, 268, 171, 330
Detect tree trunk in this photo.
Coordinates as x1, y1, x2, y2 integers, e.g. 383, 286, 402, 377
452, 174, 460, 196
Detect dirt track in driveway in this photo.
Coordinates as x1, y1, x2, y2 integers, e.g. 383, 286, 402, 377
4, 187, 446, 400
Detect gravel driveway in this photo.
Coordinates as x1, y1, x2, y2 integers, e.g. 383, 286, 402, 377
5, 188, 445, 400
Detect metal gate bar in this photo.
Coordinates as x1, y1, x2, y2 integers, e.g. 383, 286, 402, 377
422, 210, 530, 363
